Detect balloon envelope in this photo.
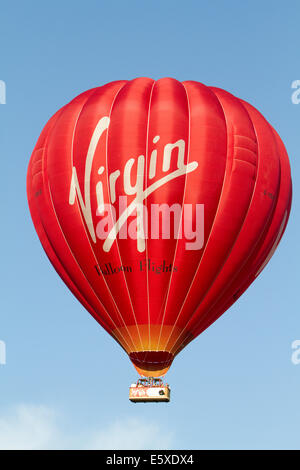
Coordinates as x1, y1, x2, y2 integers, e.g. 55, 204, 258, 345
27, 78, 292, 377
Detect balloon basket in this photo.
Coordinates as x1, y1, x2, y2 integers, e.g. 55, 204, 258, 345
129, 377, 170, 403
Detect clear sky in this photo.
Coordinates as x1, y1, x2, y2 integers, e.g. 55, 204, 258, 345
0, 0, 299, 450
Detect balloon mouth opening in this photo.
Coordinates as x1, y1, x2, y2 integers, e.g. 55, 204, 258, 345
129, 351, 174, 377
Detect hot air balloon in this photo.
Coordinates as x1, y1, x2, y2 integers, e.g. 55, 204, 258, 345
27, 78, 292, 398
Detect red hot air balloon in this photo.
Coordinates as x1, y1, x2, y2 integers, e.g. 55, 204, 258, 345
27, 78, 292, 380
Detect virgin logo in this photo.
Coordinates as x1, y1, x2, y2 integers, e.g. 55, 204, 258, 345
130, 388, 148, 397
69, 116, 203, 252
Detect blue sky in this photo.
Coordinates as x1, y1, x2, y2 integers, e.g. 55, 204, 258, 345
0, 0, 300, 449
